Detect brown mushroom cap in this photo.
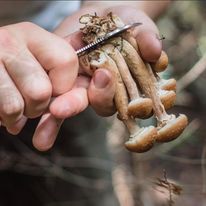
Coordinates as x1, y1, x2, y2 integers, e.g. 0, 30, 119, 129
156, 114, 188, 142
159, 90, 176, 110
151, 50, 169, 73
127, 97, 153, 119
159, 78, 177, 91
125, 126, 157, 153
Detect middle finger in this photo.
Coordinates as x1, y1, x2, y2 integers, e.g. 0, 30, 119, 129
3, 47, 52, 118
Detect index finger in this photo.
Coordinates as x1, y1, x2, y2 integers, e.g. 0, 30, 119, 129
16, 22, 79, 96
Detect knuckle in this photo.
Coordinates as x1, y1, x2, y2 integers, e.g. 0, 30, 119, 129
2, 99, 24, 118
25, 83, 52, 103
24, 83, 52, 118
57, 45, 79, 69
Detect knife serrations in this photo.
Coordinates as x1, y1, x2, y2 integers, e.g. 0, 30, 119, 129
76, 36, 106, 56
76, 22, 142, 56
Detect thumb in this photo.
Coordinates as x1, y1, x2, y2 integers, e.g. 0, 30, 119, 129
88, 69, 116, 117
49, 75, 90, 119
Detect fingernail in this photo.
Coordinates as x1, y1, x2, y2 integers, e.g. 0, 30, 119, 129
93, 70, 110, 89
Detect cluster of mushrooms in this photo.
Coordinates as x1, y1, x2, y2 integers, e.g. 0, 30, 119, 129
79, 13, 188, 153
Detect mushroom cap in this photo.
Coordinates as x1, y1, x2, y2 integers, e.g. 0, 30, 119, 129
156, 114, 188, 142
128, 98, 153, 119
152, 50, 169, 73
159, 78, 177, 91
159, 90, 176, 110
125, 126, 157, 153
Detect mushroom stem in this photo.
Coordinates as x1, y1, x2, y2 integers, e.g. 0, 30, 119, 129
147, 63, 176, 110
121, 30, 139, 51
102, 44, 141, 100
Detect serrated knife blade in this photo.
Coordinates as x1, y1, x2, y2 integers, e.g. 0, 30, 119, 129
76, 22, 142, 56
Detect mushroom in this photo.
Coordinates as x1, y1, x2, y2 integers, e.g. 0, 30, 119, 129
88, 50, 157, 152
101, 44, 153, 119
124, 123, 157, 153
158, 89, 176, 110
150, 63, 176, 92
79, 12, 188, 150
158, 78, 177, 91
112, 37, 188, 142
151, 50, 169, 73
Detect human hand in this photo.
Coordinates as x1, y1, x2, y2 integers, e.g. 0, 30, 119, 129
0, 22, 79, 150
54, 4, 162, 117
0, 4, 163, 152
38, 4, 165, 151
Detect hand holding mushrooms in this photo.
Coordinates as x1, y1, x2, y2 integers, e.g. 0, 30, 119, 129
79, 13, 188, 153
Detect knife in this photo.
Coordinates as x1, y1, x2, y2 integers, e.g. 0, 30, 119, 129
76, 22, 142, 56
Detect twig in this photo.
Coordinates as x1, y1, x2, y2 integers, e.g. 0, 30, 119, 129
157, 154, 206, 165
55, 156, 113, 171
177, 53, 206, 92
164, 170, 174, 206
107, 118, 136, 206
112, 165, 135, 206
9, 138, 111, 190
0, 150, 113, 171
153, 170, 182, 206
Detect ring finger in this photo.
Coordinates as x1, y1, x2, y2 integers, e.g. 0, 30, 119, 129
0, 62, 25, 130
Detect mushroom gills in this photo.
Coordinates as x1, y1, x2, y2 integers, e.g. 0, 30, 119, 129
125, 126, 157, 153
156, 114, 188, 142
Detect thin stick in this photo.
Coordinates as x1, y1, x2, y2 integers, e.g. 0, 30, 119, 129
177, 53, 206, 92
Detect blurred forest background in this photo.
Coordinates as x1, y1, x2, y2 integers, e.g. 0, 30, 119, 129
117, 1, 206, 205
1, 1, 206, 206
